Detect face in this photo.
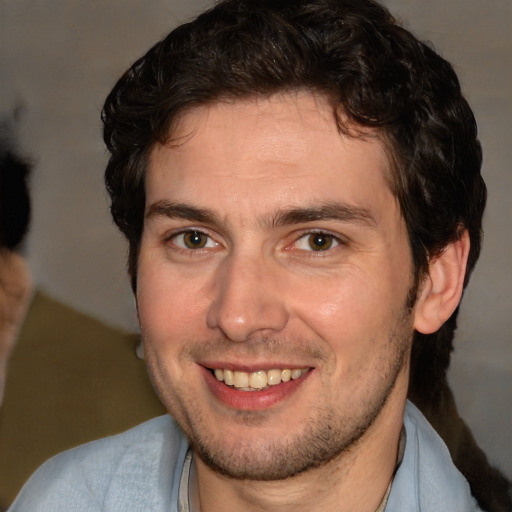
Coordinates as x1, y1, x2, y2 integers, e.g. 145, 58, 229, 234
137, 93, 416, 481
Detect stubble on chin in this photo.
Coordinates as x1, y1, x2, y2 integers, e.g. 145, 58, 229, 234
144, 297, 415, 482
180, 330, 411, 481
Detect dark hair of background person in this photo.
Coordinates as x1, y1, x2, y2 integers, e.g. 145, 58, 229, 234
0, 141, 31, 252
101, 0, 510, 508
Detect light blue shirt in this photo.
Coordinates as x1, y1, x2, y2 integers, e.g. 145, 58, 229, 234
8, 401, 482, 511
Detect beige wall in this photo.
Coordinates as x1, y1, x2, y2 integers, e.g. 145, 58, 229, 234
1, 0, 510, 478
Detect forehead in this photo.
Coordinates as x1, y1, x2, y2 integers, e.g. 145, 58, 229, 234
166, 93, 387, 164
146, 92, 398, 223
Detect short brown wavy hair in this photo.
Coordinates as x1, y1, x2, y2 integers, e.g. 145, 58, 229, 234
103, 0, 485, 297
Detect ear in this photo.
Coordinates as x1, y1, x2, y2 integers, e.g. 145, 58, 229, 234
413, 230, 470, 334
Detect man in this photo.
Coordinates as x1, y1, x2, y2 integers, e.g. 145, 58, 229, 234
9, 0, 509, 510
0, 139, 31, 407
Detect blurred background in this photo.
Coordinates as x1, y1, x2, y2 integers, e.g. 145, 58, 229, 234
1, 0, 510, 481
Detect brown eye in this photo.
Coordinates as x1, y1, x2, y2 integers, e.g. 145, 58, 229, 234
294, 232, 340, 252
183, 231, 208, 249
307, 233, 334, 251
172, 230, 216, 250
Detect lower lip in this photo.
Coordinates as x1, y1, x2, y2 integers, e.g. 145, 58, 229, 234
202, 367, 311, 411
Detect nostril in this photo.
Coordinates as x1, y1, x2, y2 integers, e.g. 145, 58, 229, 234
206, 262, 289, 341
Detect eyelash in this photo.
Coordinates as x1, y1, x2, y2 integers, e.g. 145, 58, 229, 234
292, 231, 342, 253
164, 228, 345, 255
166, 229, 219, 252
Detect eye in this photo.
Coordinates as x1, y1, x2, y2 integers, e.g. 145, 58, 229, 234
171, 230, 217, 250
295, 232, 340, 252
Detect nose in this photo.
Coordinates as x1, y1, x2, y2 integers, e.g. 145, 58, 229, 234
206, 253, 289, 342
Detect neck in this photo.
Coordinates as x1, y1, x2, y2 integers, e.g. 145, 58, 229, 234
194, 381, 408, 512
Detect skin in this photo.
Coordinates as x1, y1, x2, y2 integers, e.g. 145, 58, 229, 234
0, 251, 31, 406
136, 92, 436, 511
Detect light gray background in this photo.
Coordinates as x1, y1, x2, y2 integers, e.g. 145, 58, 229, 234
1, 0, 510, 479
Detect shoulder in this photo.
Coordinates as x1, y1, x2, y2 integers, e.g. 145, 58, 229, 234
8, 415, 188, 512
386, 401, 483, 511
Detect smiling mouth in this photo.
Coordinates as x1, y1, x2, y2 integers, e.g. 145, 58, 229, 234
210, 368, 309, 391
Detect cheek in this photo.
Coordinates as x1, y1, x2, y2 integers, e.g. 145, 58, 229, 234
294, 275, 378, 337
136, 260, 211, 344
136, 269, 203, 389
291, 271, 406, 364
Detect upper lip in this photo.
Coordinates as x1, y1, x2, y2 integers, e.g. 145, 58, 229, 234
200, 362, 313, 372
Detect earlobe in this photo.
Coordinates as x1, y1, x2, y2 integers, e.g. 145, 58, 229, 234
413, 230, 470, 334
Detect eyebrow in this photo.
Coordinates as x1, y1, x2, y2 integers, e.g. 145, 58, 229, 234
146, 201, 221, 224
146, 200, 376, 229
271, 202, 376, 228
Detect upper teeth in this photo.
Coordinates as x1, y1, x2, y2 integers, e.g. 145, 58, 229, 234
213, 368, 308, 390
